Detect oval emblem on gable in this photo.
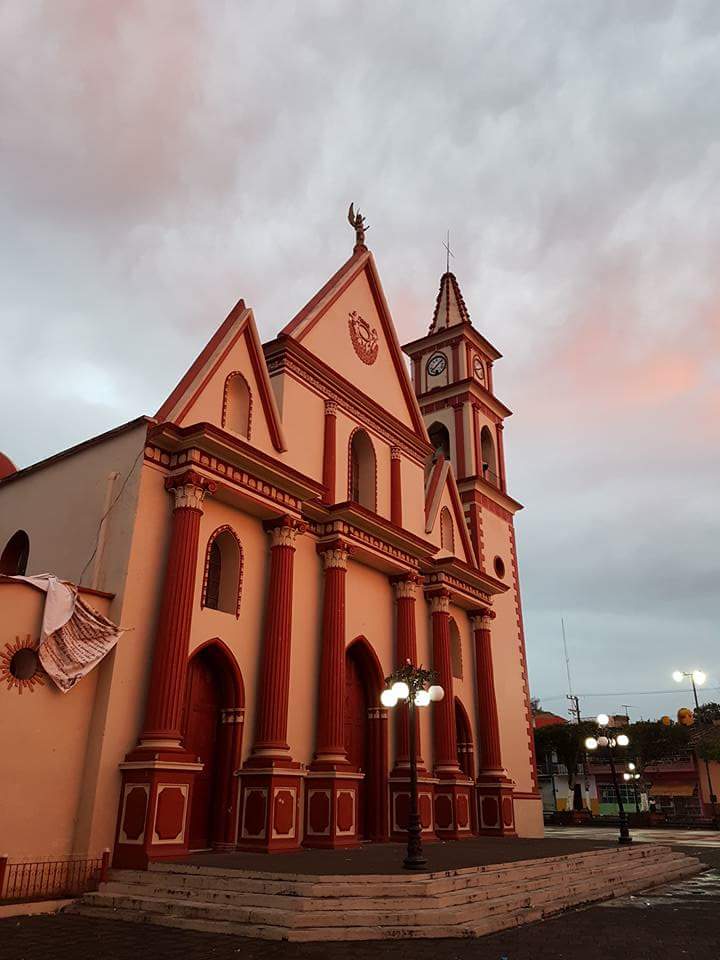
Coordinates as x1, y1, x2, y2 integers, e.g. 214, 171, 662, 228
348, 310, 379, 365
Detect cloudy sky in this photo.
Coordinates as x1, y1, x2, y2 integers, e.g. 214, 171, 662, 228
2, 1, 719, 720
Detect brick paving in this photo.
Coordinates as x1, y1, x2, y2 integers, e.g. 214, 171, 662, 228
2, 842, 719, 959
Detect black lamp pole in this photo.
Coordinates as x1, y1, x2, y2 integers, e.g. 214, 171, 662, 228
404, 694, 426, 870
606, 744, 632, 844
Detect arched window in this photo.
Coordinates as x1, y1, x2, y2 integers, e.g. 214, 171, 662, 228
440, 506, 455, 553
222, 372, 252, 439
0, 530, 29, 576
450, 617, 463, 680
348, 429, 377, 511
428, 421, 451, 462
201, 526, 243, 616
480, 426, 498, 487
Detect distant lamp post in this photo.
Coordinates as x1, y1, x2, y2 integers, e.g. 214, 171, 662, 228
672, 668, 719, 829
623, 764, 642, 814
381, 662, 443, 870
585, 714, 632, 844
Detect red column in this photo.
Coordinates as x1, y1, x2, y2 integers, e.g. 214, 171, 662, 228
496, 422, 507, 493
251, 516, 305, 758
472, 610, 504, 773
390, 446, 402, 526
322, 400, 337, 505
428, 591, 460, 773
313, 541, 350, 764
141, 470, 216, 746
393, 575, 421, 766
472, 403, 481, 477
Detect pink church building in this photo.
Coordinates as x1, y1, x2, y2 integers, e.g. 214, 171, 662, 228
0, 228, 541, 869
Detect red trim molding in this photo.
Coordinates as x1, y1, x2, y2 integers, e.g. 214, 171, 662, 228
221, 371, 253, 440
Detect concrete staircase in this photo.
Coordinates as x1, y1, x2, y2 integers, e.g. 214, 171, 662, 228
68, 844, 703, 941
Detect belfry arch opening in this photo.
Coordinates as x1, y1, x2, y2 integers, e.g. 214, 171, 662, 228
480, 426, 498, 487
0, 530, 29, 576
428, 421, 451, 463
349, 429, 377, 511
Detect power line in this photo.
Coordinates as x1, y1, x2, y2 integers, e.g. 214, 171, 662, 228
536, 686, 720, 702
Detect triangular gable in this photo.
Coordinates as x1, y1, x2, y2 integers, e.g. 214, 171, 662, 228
429, 272, 472, 334
424, 456, 476, 566
281, 249, 428, 440
156, 300, 286, 452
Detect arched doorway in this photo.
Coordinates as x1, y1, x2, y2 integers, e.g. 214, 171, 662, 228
183, 640, 244, 850
344, 638, 388, 841
455, 698, 475, 780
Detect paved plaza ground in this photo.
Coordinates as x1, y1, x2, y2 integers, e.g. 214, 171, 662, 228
3, 828, 719, 959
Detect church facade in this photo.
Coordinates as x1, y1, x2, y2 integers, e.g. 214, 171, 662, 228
0, 231, 541, 867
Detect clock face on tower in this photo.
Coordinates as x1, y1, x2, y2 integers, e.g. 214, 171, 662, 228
426, 352, 447, 377
473, 356, 485, 382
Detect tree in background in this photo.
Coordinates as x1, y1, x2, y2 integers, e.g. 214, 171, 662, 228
624, 720, 691, 776
534, 721, 596, 810
694, 702, 720, 725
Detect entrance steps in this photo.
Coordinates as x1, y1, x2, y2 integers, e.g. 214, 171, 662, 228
68, 844, 703, 941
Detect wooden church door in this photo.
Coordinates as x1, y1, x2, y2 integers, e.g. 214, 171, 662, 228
184, 653, 222, 850
344, 653, 369, 838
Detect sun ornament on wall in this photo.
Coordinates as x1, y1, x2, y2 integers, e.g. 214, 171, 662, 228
348, 310, 379, 365
0, 634, 45, 694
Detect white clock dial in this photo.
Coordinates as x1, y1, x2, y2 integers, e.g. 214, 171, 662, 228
427, 353, 447, 376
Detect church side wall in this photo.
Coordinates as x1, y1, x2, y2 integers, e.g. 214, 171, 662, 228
481, 507, 543, 836
0, 584, 111, 859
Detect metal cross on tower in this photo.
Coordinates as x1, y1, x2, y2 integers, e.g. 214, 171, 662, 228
442, 230, 454, 274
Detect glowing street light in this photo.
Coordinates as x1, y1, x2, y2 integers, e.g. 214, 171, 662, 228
584, 713, 632, 844
672, 667, 718, 829
381, 663, 443, 870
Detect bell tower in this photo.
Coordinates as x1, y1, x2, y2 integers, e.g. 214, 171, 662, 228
402, 270, 517, 568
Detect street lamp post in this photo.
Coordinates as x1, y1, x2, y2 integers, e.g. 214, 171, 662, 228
672, 669, 719, 829
381, 662, 444, 870
585, 713, 632, 844
623, 764, 642, 815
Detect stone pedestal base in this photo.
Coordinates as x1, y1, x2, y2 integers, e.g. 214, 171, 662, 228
236, 763, 304, 852
476, 775, 517, 836
433, 776, 475, 839
302, 770, 364, 849
113, 751, 202, 869
389, 774, 437, 841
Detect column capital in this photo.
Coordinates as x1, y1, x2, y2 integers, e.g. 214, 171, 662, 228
265, 515, 307, 548
427, 590, 451, 614
496, 421, 504, 431
317, 540, 351, 570
470, 608, 496, 630
392, 575, 418, 600
390, 445, 402, 461
324, 399, 338, 416
165, 470, 216, 511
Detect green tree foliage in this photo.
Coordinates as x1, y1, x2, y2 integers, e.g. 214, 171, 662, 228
626, 720, 691, 771
533, 721, 596, 787
694, 702, 720, 725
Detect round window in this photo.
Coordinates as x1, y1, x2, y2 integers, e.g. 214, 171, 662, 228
493, 556, 506, 579
10, 647, 39, 680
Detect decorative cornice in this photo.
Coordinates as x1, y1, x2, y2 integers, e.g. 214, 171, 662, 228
146, 444, 306, 515
265, 338, 431, 464
165, 469, 216, 511
266, 515, 308, 548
